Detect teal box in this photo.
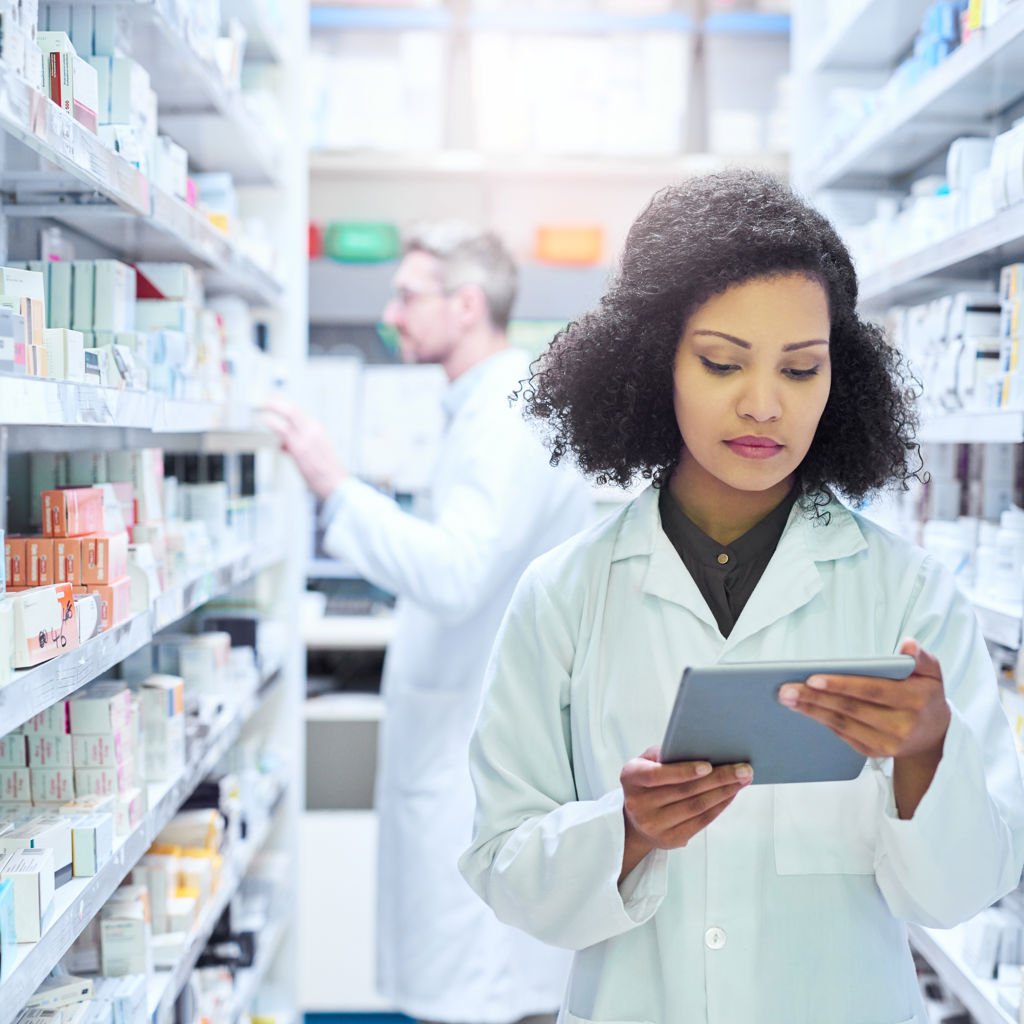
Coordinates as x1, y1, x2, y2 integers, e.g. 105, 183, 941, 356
0, 878, 15, 980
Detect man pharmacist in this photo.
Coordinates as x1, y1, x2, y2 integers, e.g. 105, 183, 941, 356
264, 222, 591, 1024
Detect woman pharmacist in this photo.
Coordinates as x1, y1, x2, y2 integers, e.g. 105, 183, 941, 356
459, 170, 1024, 1024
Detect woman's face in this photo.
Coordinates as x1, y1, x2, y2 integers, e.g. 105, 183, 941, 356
672, 274, 832, 494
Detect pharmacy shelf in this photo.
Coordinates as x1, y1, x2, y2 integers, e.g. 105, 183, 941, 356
309, 5, 451, 30
93, 0, 280, 185
917, 411, 1024, 445
228, 914, 288, 1023
301, 615, 396, 652
147, 780, 287, 1024
0, 63, 149, 216
0, 540, 287, 739
0, 376, 273, 440
303, 692, 385, 723
466, 10, 695, 33
0, 674, 283, 1024
3, 190, 284, 309
803, 0, 929, 72
309, 258, 609, 324
859, 204, 1024, 310
908, 923, 1015, 1024
964, 590, 1023, 651
805, 3, 1024, 191
309, 149, 788, 181
222, 0, 287, 64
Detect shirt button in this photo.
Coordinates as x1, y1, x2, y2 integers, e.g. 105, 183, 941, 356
705, 926, 727, 950
717, 553, 729, 565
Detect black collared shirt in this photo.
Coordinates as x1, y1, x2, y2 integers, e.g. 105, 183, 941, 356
658, 486, 797, 638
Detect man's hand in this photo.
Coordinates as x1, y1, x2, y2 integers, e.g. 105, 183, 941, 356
261, 397, 348, 500
620, 747, 752, 881
778, 638, 950, 817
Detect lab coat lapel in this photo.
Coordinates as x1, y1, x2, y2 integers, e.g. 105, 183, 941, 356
723, 498, 868, 653
616, 486, 722, 633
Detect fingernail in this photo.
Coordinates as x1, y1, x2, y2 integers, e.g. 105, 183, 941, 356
778, 686, 798, 706
695, 763, 712, 777
735, 765, 753, 781
807, 675, 827, 690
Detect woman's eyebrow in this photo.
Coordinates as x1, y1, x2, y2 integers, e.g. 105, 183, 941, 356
693, 330, 829, 352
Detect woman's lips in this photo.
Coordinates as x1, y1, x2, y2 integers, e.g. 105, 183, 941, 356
725, 437, 784, 460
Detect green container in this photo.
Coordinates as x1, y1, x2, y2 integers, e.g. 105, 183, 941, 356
324, 221, 401, 263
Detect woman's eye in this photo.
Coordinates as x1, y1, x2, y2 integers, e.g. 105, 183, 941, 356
699, 357, 737, 375
783, 367, 820, 380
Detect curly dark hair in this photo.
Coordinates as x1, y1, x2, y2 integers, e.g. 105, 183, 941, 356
522, 169, 921, 504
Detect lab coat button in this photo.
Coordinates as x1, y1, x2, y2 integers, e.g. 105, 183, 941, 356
705, 926, 727, 950
717, 553, 729, 565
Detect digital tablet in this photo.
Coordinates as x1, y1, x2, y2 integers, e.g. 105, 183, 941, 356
660, 656, 916, 785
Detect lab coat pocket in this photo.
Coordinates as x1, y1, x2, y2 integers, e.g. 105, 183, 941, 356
382, 687, 477, 795
773, 769, 881, 875
562, 1014, 654, 1024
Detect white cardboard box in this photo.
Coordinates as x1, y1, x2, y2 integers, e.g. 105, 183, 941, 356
69, 813, 113, 876
1, 846, 55, 941
0, 816, 72, 887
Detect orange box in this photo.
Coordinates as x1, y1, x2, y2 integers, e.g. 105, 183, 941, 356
54, 538, 82, 585
82, 532, 129, 585
534, 225, 604, 266
5, 537, 26, 589
85, 577, 132, 633
42, 487, 104, 538
26, 538, 54, 587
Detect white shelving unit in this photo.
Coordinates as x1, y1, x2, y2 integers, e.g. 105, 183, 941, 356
793, 3, 1024, 1017
0, 0, 309, 1020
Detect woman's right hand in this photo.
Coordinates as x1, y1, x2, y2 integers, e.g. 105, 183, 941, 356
619, 746, 753, 882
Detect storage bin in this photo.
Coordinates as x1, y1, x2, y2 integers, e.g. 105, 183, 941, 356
534, 225, 604, 266
471, 18, 694, 156
703, 12, 791, 156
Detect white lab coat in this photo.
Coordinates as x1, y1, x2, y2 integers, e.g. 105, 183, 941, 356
322, 349, 592, 1023
460, 485, 1024, 1024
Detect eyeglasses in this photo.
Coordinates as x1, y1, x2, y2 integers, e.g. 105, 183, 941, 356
389, 286, 448, 308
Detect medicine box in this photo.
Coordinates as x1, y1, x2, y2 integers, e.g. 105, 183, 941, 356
0, 266, 46, 346
43, 328, 86, 383
72, 731, 129, 768
5, 537, 25, 589
25, 973, 95, 1010
9, 584, 79, 668
81, 531, 128, 585
1, 846, 55, 942
30, 768, 75, 806
92, 261, 135, 333
23, 702, 70, 736
58, 793, 116, 817
69, 813, 113, 877
0, 769, 30, 803
0, 737, 27, 769
71, 262, 94, 332
42, 488, 104, 538
28, 735, 73, 769
82, 577, 131, 632
0, 817, 72, 887
54, 538, 82, 586
26, 538, 54, 587
69, 685, 132, 734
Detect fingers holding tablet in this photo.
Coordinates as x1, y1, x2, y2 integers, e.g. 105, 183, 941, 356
777, 638, 950, 761
620, 751, 753, 878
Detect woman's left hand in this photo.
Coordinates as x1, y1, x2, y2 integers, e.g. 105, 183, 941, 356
778, 638, 950, 762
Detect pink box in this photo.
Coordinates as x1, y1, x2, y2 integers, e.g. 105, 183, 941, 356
0, 768, 31, 802
72, 732, 129, 768
116, 788, 145, 836
83, 577, 131, 633
29, 734, 74, 768
74, 757, 135, 797
0, 736, 27, 768
31, 767, 75, 804
24, 702, 70, 736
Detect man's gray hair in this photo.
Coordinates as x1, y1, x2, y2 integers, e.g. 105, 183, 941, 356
404, 221, 518, 331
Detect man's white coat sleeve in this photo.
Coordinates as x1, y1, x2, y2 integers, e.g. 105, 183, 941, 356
874, 558, 1024, 927
459, 567, 669, 951
321, 413, 571, 623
